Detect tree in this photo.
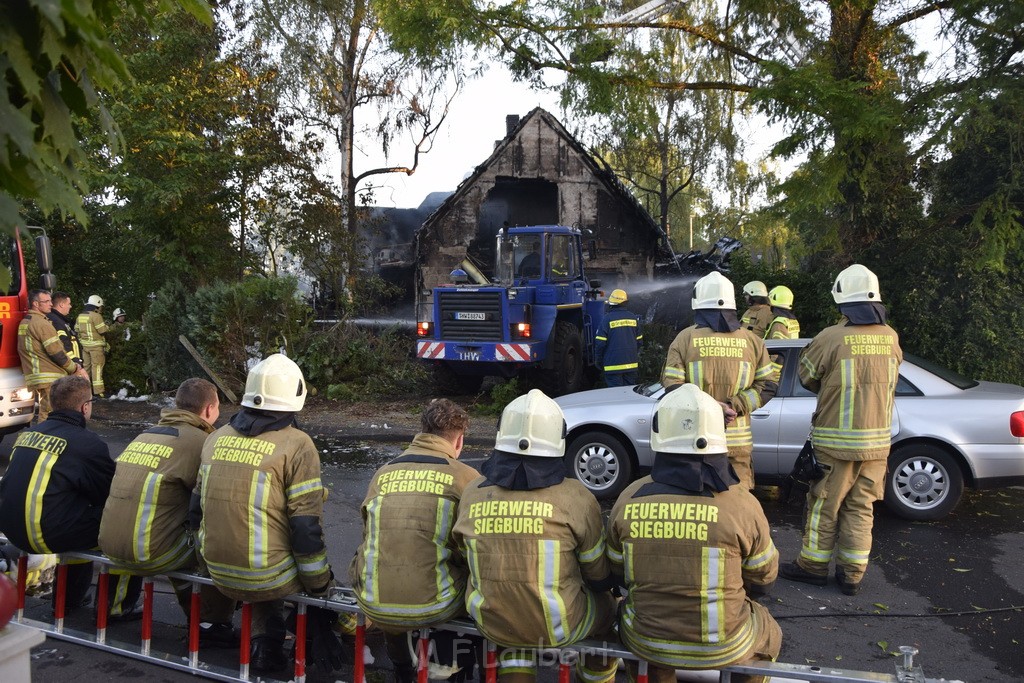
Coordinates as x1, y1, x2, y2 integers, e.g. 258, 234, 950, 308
0, 0, 211, 235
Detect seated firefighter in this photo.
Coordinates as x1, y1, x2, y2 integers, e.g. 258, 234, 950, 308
0, 375, 115, 613
453, 389, 619, 683
607, 384, 782, 683
99, 378, 236, 644
350, 399, 482, 683
191, 355, 345, 673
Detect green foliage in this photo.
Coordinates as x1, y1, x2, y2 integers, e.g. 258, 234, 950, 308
637, 323, 677, 383
728, 253, 838, 339
104, 323, 151, 395
0, 0, 211, 236
144, 276, 310, 391
293, 323, 431, 400
472, 378, 524, 417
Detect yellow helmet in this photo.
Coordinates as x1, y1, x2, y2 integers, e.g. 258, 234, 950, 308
743, 281, 768, 298
692, 272, 736, 310
650, 384, 728, 456
608, 289, 628, 305
832, 264, 881, 304
242, 354, 307, 412
768, 285, 794, 309
494, 389, 566, 459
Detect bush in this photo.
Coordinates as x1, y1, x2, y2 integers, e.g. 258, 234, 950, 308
105, 322, 150, 394
472, 378, 524, 416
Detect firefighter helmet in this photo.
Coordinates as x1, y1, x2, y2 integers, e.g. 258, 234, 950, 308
609, 289, 628, 305
768, 285, 794, 309
112, 308, 126, 319
241, 354, 307, 412
651, 384, 728, 456
742, 280, 768, 298
87, 295, 104, 307
494, 389, 566, 458
832, 264, 881, 304
692, 272, 736, 310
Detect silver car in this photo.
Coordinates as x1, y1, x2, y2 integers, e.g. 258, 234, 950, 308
556, 339, 1024, 520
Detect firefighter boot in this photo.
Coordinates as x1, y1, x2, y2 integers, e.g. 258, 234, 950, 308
780, 561, 827, 587
835, 567, 862, 596
251, 637, 288, 673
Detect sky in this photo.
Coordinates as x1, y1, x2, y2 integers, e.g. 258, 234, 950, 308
353, 66, 563, 210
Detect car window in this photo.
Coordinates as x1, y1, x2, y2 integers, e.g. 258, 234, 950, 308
904, 353, 979, 389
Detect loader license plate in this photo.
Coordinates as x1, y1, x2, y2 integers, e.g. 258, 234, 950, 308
455, 312, 486, 321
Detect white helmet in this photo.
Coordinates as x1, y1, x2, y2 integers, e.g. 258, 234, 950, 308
87, 295, 104, 307
743, 280, 768, 298
113, 308, 126, 319
494, 389, 566, 458
651, 384, 728, 456
832, 264, 881, 304
241, 354, 307, 412
692, 272, 736, 310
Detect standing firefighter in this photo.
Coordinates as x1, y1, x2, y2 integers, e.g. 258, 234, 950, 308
765, 286, 800, 340
661, 272, 776, 490
780, 265, 902, 596
453, 390, 619, 683
18, 289, 88, 421
739, 281, 773, 339
99, 378, 237, 644
350, 399, 481, 683
76, 294, 111, 397
608, 384, 782, 683
193, 354, 344, 673
594, 288, 642, 387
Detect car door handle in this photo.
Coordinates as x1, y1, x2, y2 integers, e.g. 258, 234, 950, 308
751, 411, 771, 419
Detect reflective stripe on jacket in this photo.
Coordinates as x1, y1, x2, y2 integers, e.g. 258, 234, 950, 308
661, 326, 775, 448
196, 423, 330, 601
607, 476, 777, 669
76, 309, 109, 348
0, 410, 114, 553
47, 311, 83, 366
798, 319, 902, 460
766, 316, 800, 340
739, 304, 773, 339
595, 307, 642, 373
453, 478, 610, 648
100, 409, 215, 574
350, 433, 480, 627
18, 310, 77, 388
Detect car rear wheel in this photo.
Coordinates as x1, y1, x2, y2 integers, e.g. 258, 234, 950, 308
565, 432, 634, 500
885, 445, 964, 521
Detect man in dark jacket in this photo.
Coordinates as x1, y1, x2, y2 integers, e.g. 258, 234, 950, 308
48, 291, 84, 369
595, 289, 642, 387
0, 375, 113, 611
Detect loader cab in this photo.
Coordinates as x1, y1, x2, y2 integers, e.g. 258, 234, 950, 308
496, 227, 583, 286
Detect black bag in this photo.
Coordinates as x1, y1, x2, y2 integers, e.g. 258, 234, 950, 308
779, 439, 825, 506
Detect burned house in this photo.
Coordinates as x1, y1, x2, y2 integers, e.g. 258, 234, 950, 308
415, 108, 667, 309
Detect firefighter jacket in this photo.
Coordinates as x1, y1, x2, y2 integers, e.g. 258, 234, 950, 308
595, 306, 642, 374
452, 475, 611, 648
740, 304, 773, 339
76, 307, 109, 349
607, 474, 777, 670
47, 311, 83, 366
99, 408, 216, 575
349, 433, 481, 628
661, 326, 775, 449
765, 312, 800, 340
0, 410, 114, 553
798, 319, 902, 461
194, 415, 331, 602
18, 310, 78, 389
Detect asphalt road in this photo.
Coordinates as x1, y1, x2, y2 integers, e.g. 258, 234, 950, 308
5, 419, 1024, 683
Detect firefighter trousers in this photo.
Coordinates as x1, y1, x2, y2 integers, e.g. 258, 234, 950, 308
728, 444, 755, 491
82, 346, 106, 396
33, 384, 54, 423
496, 591, 618, 683
797, 453, 887, 584
622, 602, 782, 683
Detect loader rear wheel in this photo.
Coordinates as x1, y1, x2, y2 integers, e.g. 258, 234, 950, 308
539, 322, 583, 397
